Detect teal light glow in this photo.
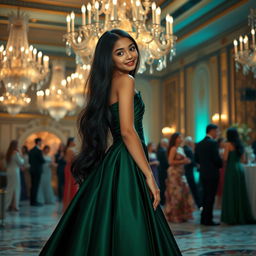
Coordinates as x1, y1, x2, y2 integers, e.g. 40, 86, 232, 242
193, 66, 210, 143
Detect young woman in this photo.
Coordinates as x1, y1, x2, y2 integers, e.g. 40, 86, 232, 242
165, 132, 194, 223
221, 128, 255, 224
37, 145, 55, 205
147, 142, 160, 187
54, 143, 66, 202
20, 145, 30, 200
62, 137, 78, 211
40, 29, 181, 256
5, 140, 24, 211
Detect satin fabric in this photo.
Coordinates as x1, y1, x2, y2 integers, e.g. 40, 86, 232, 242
221, 151, 255, 224
40, 92, 181, 256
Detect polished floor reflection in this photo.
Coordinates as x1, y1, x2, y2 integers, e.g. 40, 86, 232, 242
0, 202, 256, 255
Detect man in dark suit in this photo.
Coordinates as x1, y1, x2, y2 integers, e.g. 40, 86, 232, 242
183, 136, 201, 209
157, 138, 169, 205
29, 137, 45, 206
195, 124, 223, 225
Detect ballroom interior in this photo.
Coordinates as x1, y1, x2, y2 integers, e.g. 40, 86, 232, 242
0, 0, 256, 255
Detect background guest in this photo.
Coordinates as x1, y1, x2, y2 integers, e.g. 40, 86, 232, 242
37, 145, 55, 205
252, 140, 256, 158
63, 137, 78, 212
195, 124, 222, 226
216, 137, 225, 208
221, 128, 255, 224
164, 132, 194, 223
157, 138, 169, 205
20, 145, 30, 201
5, 140, 24, 211
29, 138, 45, 206
183, 136, 201, 209
55, 143, 66, 202
147, 142, 160, 187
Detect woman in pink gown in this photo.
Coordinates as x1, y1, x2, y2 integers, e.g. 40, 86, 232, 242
63, 137, 78, 212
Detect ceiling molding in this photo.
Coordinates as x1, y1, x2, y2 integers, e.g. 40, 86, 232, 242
177, 0, 248, 42
0, 112, 77, 120
0, 3, 75, 16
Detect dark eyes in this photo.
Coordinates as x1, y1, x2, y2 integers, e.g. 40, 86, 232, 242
130, 46, 136, 51
116, 45, 136, 56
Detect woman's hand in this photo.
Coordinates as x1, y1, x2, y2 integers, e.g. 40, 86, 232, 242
183, 157, 191, 164
146, 174, 160, 211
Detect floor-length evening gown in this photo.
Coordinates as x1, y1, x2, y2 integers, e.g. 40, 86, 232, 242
40, 92, 181, 256
63, 159, 78, 212
165, 147, 194, 223
5, 152, 24, 210
37, 155, 55, 204
221, 151, 255, 224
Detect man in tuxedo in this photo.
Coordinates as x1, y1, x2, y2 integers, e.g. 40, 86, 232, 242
183, 136, 201, 209
29, 138, 45, 206
195, 124, 222, 225
157, 138, 169, 205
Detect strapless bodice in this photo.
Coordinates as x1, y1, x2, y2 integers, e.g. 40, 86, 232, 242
109, 92, 145, 144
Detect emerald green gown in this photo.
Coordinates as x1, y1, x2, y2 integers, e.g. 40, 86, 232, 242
221, 151, 255, 224
40, 92, 181, 256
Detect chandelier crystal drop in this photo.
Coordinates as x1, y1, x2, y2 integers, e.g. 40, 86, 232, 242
0, 11, 49, 96
37, 60, 76, 121
0, 92, 31, 115
64, 0, 177, 74
233, 8, 256, 77
66, 63, 90, 107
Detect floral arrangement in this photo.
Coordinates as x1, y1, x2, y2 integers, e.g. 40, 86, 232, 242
231, 123, 252, 145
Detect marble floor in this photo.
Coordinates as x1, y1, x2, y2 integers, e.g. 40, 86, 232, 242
0, 201, 256, 256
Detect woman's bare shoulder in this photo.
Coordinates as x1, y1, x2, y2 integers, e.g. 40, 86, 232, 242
224, 142, 234, 150
112, 74, 134, 85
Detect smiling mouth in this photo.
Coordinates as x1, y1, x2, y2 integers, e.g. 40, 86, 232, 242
125, 60, 136, 66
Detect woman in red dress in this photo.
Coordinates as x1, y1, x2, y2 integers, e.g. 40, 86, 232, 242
63, 137, 78, 212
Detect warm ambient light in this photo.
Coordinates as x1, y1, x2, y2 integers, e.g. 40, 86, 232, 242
162, 126, 175, 136
211, 113, 228, 123
64, 0, 176, 74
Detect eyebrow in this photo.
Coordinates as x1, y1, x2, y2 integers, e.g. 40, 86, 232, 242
114, 43, 135, 53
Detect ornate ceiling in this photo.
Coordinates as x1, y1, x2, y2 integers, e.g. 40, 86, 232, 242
0, 0, 255, 73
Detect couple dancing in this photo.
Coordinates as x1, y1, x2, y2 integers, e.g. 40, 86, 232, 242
40, 29, 181, 255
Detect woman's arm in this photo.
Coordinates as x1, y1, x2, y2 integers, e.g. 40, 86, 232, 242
241, 153, 247, 163
14, 152, 25, 167
65, 148, 75, 162
223, 142, 230, 162
168, 147, 189, 165
115, 75, 160, 210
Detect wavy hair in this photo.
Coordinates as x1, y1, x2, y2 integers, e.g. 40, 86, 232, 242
167, 132, 181, 155
226, 128, 244, 158
72, 29, 140, 184
6, 140, 18, 164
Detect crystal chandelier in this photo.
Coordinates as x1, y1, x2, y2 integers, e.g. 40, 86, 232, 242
37, 60, 76, 121
64, 0, 176, 74
0, 92, 31, 115
233, 8, 256, 77
66, 63, 90, 107
0, 11, 49, 96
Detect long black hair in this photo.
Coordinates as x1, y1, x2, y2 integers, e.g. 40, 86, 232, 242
226, 128, 244, 158
72, 29, 140, 184
167, 132, 181, 155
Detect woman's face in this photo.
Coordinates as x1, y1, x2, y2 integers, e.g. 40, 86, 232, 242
175, 135, 183, 146
44, 148, 50, 154
112, 37, 138, 74
70, 140, 76, 147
